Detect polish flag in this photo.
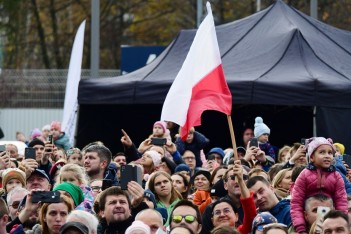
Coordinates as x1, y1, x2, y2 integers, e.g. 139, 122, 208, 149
161, 2, 232, 141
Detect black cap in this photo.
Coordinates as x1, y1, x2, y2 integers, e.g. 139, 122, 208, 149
210, 179, 227, 198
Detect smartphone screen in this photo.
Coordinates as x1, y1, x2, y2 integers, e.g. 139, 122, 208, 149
249, 138, 259, 147
0, 145, 5, 152
25, 148, 36, 160
151, 138, 167, 146
32, 191, 60, 203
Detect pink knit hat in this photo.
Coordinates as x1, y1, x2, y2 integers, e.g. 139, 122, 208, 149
306, 137, 335, 158
145, 150, 161, 167
50, 121, 62, 132
153, 121, 167, 133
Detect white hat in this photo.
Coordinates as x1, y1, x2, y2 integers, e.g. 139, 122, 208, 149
254, 117, 270, 138
145, 150, 161, 167
125, 221, 150, 234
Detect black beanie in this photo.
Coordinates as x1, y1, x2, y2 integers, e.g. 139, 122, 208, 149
28, 138, 45, 147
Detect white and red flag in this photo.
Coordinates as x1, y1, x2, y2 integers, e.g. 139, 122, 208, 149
161, 2, 232, 141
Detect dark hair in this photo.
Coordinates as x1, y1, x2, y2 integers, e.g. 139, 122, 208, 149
211, 225, 240, 234
246, 176, 271, 189
170, 200, 202, 226
172, 172, 190, 199
113, 152, 126, 160
85, 144, 112, 165
210, 166, 228, 184
323, 210, 349, 226
211, 198, 238, 216
0, 198, 9, 217
99, 186, 130, 211
291, 165, 306, 182
267, 163, 284, 182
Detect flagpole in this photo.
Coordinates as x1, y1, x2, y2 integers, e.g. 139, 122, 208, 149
227, 115, 238, 161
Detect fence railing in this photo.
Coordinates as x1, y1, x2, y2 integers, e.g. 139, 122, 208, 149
0, 69, 120, 108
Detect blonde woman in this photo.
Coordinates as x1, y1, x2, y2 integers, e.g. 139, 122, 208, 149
272, 168, 293, 199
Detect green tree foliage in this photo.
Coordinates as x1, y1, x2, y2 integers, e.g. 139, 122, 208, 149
0, 0, 350, 69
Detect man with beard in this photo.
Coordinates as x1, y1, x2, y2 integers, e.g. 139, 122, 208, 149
6, 170, 51, 232
97, 185, 148, 234
83, 144, 118, 185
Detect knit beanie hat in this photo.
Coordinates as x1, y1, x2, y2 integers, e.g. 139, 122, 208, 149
192, 170, 211, 184
53, 182, 84, 206
125, 221, 150, 234
334, 143, 345, 155
2, 168, 26, 192
254, 117, 270, 138
306, 137, 335, 159
28, 138, 45, 148
174, 164, 191, 174
30, 128, 42, 140
51, 121, 62, 132
153, 121, 167, 133
145, 150, 161, 167
207, 147, 225, 158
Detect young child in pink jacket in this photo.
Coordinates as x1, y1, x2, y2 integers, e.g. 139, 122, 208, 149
291, 137, 348, 234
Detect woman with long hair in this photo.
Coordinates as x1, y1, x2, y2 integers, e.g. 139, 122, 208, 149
148, 171, 182, 217
171, 172, 189, 199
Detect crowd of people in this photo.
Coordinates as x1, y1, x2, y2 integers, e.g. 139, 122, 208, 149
0, 116, 350, 234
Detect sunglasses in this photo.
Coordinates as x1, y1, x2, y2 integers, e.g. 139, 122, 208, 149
227, 174, 249, 181
172, 215, 196, 224
9, 201, 21, 209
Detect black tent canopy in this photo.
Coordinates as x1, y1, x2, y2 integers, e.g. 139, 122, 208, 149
77, 0, 351, 153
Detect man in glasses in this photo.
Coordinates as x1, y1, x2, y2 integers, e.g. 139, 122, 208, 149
170, 200, 202, 234
6, 187, 28, 221
200, 161, 251, 234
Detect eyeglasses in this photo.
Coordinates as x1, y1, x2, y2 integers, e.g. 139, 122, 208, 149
213, 208, 233, 217
226, 174, 249, 181
91, 186, 102, 192
9, 201, 21, 209
172, 215, 196, 224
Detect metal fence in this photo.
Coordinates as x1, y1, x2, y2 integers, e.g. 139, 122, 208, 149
0, 69, 120, 108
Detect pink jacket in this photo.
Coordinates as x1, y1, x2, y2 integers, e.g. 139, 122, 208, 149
291, 164, 348, 233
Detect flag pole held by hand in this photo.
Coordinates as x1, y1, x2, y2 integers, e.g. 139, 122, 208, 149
227, 115, 238, 161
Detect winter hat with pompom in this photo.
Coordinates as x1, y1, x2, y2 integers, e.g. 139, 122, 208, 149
254, 117, 270, 138
306, 137, 335, 159
144, 150, 161, 167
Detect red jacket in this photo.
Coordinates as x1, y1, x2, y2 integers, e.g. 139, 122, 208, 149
237, 192, 257, 234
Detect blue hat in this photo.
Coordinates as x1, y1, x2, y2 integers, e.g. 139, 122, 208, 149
254, 117, 270, 138
207, 147, 225, 158
144, 189, 157, 208
252, 212, 277, 233
155, 208, 168, 225
174, 164, 191, 173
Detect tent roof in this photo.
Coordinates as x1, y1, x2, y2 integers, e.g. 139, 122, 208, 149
78, 0, 351, 108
